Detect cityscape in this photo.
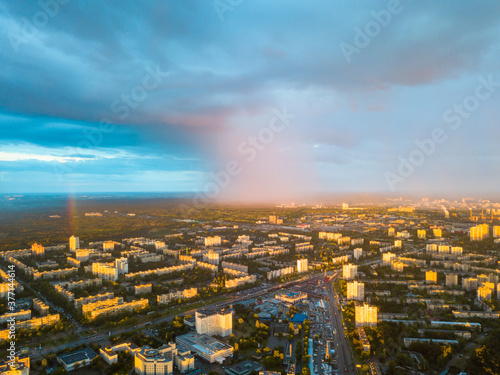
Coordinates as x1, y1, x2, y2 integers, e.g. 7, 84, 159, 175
0, 197, 499, 375
1, 1, 500, 375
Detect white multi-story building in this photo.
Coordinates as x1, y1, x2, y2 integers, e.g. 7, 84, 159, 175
426, 270, 438, 284
477, 282, 495, 301
462, 277, 478, 291
394, 240, 403, 248
446, 273, 458, 287
92, 262, 119, 281
203, 251, 220, 265
204, 236, 222, 247
355, 303, 377, 327
75, 249, 90, 262
103, 241, 116, 251
383, 252, 396, 266
353, 248, 363, 260
225, 275, 256, 289
494, 226, 500, 238
347, 281, 364, 301
343, 264, 357, 280
195, 308, 232, 337
297, 258, 308, 273
319, 232, 342, 241
470, 224, 489, 241
31, 242, 45, 256
69, 235, 80, 251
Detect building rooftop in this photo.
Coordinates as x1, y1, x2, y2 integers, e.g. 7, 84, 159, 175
57, 348, 98, 367
226, 359, 263, 375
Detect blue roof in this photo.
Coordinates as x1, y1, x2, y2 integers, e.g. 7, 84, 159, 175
291, 313, 307, 323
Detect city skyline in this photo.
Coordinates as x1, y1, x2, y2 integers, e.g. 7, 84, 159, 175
1, 1, 500, 202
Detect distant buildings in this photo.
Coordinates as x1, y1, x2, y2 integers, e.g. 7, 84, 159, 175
470, 224, 489, 241
225, 275, 256, 289
446, 273, 458, 287
135, 284, 152, 295
158, 288, 198, 304
383, 252, 396, 266
204, 236, 222, 247
69, 235, 80, 251
426, 270, 438, 284
297, 259, 308, 273
417, 230, 426, 239
343, 264, 357, 280
319, 232, 342, 241
195, 308, 232, 337
31, 242, 45, 256
347, 281, 364, 301
355, 303, 377, 327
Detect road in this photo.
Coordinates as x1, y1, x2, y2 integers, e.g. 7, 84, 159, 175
325, 275, 357, 375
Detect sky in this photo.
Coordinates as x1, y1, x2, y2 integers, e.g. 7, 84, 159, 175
1, 1, 500, 202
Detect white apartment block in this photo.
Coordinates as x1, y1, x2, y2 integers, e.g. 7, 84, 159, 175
69, 235, 80, 251
75, 249, 90, 262
225, 275, 256, 289
355, 303, 377, 327
347, 281, 365, 301
470, 224, 489, 241
353, 248, 363, 260
204, 236, 222, 247
158, 288, 198, 304
319, 232, 342, 241
195, 308, 232, 337
297, 258, 308, 273
446, 273, 458, 287
343, 264, 357, 280
383, 252, 396, 266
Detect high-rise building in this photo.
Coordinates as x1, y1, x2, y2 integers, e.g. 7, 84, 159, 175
388, 228, 395, 237
69, 236, 80, 251
426, 270, 438, 284
355, 303, 377, 327
103, 241, 115, 252
394, 240, 403, 248
342, 203, 349, 210
383, 252, 396, 266
477, 284, 494, 301
353, 248, 363, 260
31, 242, 45, 256
347, 281, 364, 301
204, 236, 222, 247
470, 224, 489, 241
417, 230, 426, 239
446, 273, 458, 287
343, 264, 357, 280
433, 228, 443, 237
195, 308, 232, 337
493, 226, 500, 238
297, 259, 308, 273
462, 277, 478, 291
